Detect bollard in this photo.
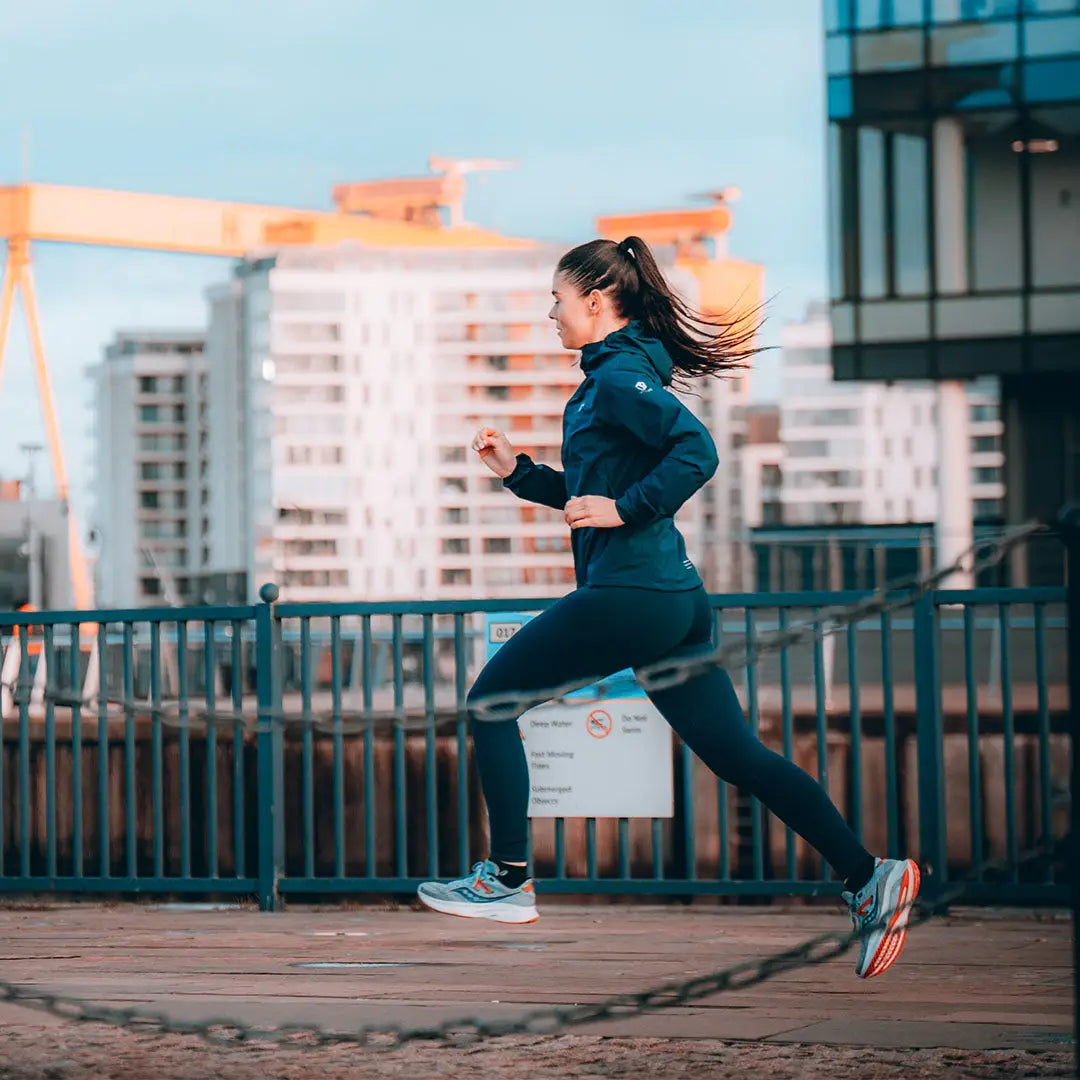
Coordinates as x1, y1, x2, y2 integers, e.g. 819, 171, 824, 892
1058, 504, 1080, 1080
256, 582, 285, 912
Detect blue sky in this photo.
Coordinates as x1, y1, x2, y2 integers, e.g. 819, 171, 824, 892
0, 0, 827, 514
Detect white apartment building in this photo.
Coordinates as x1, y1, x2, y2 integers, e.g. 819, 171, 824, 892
203, 244, 726, 603
90, 331, 211, 606
778, 306, 1004, 527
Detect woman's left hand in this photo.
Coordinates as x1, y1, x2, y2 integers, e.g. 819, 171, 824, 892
564, 496, 624, 530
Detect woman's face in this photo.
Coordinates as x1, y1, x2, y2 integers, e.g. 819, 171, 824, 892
549, 272, 597, 351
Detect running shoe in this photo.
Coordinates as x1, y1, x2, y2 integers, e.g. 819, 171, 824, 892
417, 860, 539, 924
843, 857, 921, 978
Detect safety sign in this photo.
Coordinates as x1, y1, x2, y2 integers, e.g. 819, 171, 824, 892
483, 613, 674, 818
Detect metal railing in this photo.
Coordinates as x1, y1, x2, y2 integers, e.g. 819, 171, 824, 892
0, 581, 1068, 909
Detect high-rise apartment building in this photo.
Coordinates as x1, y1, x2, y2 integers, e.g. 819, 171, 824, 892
204, 245, 729, 602
90, 185, 763, 605
778, 306, 1004, 526
90, 331, 211, 606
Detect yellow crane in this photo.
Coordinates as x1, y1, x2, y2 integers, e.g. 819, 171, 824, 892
0, 168, 531, 608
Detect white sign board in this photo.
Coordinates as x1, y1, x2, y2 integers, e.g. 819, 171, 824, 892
484, 614, 673, 819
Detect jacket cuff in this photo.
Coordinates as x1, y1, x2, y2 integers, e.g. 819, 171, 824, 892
503, 453, 534, 489
615, 492, 650, 527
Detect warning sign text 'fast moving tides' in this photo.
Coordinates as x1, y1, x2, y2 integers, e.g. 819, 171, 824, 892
484, 615, 674, 819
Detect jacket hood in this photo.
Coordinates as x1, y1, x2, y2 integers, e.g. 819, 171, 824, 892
579, 321, 674, 387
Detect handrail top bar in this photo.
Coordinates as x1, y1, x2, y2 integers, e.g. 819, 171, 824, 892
0, 604, 258, 628
934, 587, 1066, 605
0, 587, 1064, 627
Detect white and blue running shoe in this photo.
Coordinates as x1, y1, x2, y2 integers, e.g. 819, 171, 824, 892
417, 860, 539, 924
843, 857, 921, 978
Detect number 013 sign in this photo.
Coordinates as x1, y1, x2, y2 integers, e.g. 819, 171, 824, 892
483, 614, 674, 819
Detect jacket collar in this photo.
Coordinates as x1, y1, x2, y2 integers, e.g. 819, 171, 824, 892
579, 320, 674, 387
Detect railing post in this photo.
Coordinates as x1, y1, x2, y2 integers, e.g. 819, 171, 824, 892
256, 583, 284, 912
913, 592, 946, 904
1057, 504, 1080, 1076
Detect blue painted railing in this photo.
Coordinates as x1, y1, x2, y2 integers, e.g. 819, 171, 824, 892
0, 587, 1069, 909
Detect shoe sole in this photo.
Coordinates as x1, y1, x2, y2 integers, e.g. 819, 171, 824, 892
860, 859, 920, 979
417, 890, 539, 924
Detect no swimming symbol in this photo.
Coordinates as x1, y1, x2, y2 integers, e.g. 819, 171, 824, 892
585, 709, 613, 739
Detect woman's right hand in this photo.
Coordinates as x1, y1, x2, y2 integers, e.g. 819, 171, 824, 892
472, 427, 518, 478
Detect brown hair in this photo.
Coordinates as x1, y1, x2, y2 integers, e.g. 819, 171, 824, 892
556, 235, 763, 388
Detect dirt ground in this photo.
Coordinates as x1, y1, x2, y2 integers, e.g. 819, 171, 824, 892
0, 1029, 1072, 1080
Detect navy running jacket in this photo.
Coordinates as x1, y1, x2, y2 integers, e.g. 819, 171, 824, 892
503, 321, 719, 590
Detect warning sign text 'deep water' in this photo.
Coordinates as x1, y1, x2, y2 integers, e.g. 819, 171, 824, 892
484, 615, 674, 819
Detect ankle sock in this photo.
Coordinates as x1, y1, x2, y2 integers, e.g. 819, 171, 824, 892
843, 854, 877, 895
493, 860, 529, 889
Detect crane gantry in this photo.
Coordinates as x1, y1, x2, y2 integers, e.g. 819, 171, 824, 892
0, 158, 528, 608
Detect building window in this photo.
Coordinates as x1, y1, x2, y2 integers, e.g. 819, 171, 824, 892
971, 433, 1002, 453
785, 440, 831, 459
140, 577, 162, 596
282, 569, 349, 588
442, 538, 469, 555
138, 376, 157, 393
787, 408, 859, 426
1031, 104, 1080, 288
788, 469, 864, 489
441, 569, 471, 586
280, 322, 342, 344
483, 538, 512, 554
859, 126, 888, 298
274, 354, 344, 374
139, 405, 160, 422
970, 113, 1023, 291
140, 491, 160, 509
282, 539, 339, 557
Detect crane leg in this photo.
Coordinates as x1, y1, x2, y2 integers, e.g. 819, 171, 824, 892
0, 258, 17, 400
18, 262, 93, 609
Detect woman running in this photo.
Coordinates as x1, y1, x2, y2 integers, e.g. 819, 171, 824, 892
418, 237, 919, 979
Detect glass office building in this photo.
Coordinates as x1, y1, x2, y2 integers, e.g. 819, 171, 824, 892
826, 0, 1079, 577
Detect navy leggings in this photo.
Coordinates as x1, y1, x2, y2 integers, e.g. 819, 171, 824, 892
469, 585, 873, 882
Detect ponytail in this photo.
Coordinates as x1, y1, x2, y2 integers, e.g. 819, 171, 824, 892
556, 236, 763, 387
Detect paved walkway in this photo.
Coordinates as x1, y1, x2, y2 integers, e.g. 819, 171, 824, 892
0, 902, 1073, 1078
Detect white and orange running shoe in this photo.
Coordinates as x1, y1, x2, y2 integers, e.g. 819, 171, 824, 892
842, 857, 921, 978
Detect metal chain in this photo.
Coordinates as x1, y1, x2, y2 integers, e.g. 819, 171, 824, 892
0, 522, 1064, 1051
22, 520, 1049, 734
0, 841, 1062, 1050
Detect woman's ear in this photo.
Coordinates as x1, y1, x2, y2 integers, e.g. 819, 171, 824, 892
587, 289, 604, 315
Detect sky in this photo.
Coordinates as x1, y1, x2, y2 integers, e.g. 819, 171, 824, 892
0, 0, 828, 518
